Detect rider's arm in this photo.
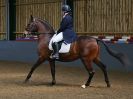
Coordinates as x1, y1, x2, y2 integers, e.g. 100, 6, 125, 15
57, 17, 69, 34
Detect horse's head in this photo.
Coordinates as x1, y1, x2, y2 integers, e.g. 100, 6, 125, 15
24, 15, 38, 35
24, 15, 55, 36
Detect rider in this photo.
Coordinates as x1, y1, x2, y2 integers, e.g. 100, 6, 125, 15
51, 5, 77, 59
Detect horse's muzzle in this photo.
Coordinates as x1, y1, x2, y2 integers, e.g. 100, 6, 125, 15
24, 30, 29, 35
23, 30, 31, 37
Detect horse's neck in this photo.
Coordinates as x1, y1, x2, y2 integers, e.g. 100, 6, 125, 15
37, 33, 54, 43
37, 20, 55, 42
38, 20, 55, 34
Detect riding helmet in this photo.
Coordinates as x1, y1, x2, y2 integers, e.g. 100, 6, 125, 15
62, 5, 71, 13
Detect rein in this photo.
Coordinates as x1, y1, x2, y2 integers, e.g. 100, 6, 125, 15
23, 32, 55, 38
30, 32, 55, 35
33, 32, 54, 34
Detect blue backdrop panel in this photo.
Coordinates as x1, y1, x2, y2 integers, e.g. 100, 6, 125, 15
0, 41, 132, 71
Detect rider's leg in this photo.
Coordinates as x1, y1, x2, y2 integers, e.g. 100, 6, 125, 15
52, 42, 59, 59
52, 32, 63, 59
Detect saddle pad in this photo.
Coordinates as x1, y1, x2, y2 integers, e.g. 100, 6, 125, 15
48, 34, 71, 53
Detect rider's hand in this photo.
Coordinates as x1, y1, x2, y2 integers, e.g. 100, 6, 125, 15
55, 31, 57, 34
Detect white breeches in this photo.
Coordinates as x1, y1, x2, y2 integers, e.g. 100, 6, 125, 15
52, 32, 63, 43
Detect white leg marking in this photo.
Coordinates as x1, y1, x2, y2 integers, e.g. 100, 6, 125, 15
81, 84, 86, 89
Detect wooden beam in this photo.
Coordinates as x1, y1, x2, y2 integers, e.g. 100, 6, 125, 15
5, 0, 10, 40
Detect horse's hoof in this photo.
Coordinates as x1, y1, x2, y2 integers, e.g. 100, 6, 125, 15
51, 82, 55, 85
51, 81, 56, 86
24, 79, 29, 83
81, 85, 86, 89
107, 84, 111, 88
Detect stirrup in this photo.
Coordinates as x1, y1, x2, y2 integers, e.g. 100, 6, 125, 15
50, 54, 59, 60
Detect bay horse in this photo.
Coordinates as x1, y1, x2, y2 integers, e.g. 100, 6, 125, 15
24, 16, 129, 88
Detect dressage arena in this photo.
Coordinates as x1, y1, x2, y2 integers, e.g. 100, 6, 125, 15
0, 60, 132, 99
0, 0, 133, 99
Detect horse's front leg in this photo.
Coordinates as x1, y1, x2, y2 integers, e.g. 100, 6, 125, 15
25, 57, 45, 83
49, 60, 56, 85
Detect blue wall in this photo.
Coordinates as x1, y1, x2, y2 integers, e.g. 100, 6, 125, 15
0, 41, 133, 71
0, 41, 38, 62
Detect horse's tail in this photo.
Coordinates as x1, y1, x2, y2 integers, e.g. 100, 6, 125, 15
96, 38, 130, 67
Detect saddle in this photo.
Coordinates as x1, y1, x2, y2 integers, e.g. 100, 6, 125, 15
48, 34, 71, 53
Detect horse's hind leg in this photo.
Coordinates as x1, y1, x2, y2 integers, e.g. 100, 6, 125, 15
81, 58, 95, 88
93, 58, 111, 87
25, 57, 45, 83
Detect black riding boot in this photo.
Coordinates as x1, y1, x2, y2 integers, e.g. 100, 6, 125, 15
52, 42, 59, 59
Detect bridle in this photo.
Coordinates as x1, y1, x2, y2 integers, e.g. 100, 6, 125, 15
24, 19, 55, 38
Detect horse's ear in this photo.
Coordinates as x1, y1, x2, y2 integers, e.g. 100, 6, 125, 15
30, 15, 33, 22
